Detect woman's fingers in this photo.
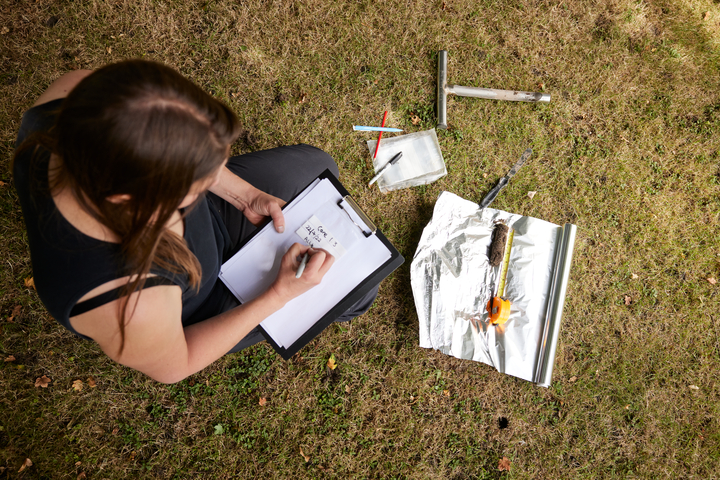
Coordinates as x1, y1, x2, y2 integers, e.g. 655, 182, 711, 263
303, 249, 334, 278
272, 244, 335, 304
287, 242, 310, 263
285, 245, 334, 281
267, 200, 286, 233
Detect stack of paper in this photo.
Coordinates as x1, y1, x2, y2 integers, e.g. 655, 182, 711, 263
219, 178, 392, 350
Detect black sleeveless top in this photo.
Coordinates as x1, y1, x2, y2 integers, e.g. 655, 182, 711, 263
13, 99, 234, 340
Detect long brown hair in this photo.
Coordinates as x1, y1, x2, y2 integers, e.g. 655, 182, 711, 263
20, 60, 241, 353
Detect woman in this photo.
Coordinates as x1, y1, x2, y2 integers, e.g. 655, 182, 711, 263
13, 60, 377, 383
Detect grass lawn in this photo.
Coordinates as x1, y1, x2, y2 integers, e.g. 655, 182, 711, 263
1, 0, 720, 478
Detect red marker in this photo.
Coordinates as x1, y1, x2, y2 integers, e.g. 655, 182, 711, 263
373, 111, 388, 159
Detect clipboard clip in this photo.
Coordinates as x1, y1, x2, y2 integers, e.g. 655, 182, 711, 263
338, 195, 377, 238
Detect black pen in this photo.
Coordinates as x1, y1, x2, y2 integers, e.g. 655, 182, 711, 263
368, 152, 403, 186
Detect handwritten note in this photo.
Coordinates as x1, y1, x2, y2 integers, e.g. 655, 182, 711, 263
296, 215, 347, 259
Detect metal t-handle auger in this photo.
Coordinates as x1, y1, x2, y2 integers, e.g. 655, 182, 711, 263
436, 50, 551, 130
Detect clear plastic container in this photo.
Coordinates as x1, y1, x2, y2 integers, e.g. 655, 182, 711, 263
366, 129, 447, 193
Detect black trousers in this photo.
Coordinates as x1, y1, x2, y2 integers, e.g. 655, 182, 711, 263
207, 144, 379, 353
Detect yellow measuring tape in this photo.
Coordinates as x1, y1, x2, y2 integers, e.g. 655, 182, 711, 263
496, 229, 514, 298
487, 228, 514, 325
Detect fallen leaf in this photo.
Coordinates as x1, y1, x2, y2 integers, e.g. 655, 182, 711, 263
498, 456, 511, 472
75, 461, 82, 466
704, 11, 711, 20
24, 277, 35, 289
35, 375, 51, 388
259, 397, 267, 406
327, 354, 337, 370
689, 385, 700, 390
483, 173, 488, 178
537, 82, 546, 91
631, 273, 639, 279
77, 473, 87, 479
0, 27, 9, 35
624, 295, 632, 306
410, 115, 421, 126
213, 424, 224, 435
443, 389, 450, 397
569, 376, 577, 382
4, 355, 15, 362
707, 277, 717, 285
527, 191, 537, 199
106, 46, 112, 54
129, 451, 136, 461
345, 385, 351, 394
18, 458, 32, 473
72, 379, 83, 392
9, 304, 22, 321
87, 377, 97, 388
0, 180, 6, 186
112, 427, 119, 435
300, 446, 310, 463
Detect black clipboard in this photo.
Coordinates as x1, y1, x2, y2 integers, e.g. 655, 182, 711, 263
222, 169, 404, 360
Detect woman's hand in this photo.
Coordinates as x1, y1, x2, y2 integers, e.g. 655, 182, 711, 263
242, 189, 286, 231
209, 167, 286, 232
269, 243, 335, 305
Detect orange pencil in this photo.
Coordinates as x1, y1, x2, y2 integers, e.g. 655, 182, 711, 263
373, 111, 388, 159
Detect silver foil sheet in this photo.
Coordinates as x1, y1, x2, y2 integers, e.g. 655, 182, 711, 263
410, 192, 576, 386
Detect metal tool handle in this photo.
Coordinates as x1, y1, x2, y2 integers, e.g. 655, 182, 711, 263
448, 85, 550, 103
437, 50, 448, 130
479, 176, 509, 209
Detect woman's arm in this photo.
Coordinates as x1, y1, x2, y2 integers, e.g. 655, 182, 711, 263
208, 167, 287, 233
33, 70, 93, 107
70, 243, 334, 384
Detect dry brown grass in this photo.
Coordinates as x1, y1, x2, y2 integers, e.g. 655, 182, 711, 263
1, 0, 720, 478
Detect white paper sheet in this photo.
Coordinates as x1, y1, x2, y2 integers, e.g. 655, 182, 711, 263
219, 178, 392, 349
296, 215, 347, 259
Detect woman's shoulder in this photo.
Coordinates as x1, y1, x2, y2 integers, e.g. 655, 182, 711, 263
16, 69, 93, 148
13, 99, 63, 212
30, 70, 92, 110
15, 98, 64, 149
